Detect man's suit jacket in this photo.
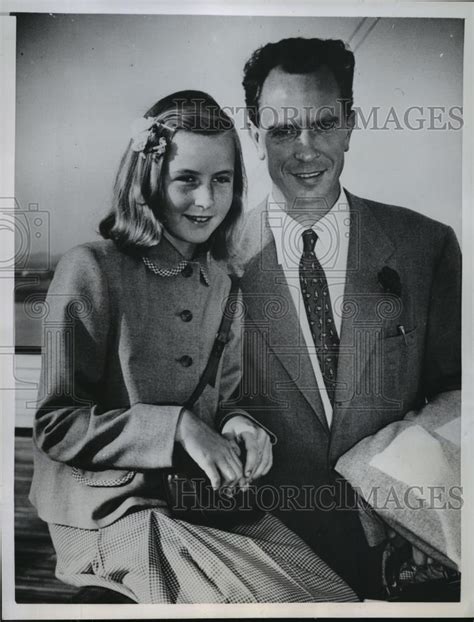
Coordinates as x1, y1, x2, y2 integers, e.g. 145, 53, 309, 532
220, 190, 461, 568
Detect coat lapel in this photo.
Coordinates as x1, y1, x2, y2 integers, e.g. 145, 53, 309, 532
330, 191, 397, 452
239, 201, 329, 435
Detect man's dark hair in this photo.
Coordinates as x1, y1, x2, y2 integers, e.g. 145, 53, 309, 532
243, 37, 355, 126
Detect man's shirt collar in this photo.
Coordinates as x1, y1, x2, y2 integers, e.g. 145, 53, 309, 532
267, 185, 350, 273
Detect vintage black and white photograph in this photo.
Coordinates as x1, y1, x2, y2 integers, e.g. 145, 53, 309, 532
1, 1, 473, 619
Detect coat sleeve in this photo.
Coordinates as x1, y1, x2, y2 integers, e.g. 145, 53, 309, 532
34, 245, 182, 471
214, 289, 277, 443
397, 226, 462, 435
422, 225, 461, 399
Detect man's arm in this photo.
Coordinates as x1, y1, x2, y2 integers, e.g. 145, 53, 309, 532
422, 225, 461, 399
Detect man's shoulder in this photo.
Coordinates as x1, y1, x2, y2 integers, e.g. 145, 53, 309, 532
232, 197, 273, 271
242, 197, 269, 230
347, 191, 454, 242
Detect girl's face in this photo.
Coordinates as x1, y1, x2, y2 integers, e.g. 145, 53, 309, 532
161, 130, 235, 258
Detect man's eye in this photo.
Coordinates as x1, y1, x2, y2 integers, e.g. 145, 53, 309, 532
270, 127, 299, 141
315, 117, 338, 131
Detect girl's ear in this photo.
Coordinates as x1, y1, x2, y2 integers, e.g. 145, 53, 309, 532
249, 121, 266, 161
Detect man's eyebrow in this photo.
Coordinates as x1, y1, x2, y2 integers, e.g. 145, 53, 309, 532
317, 112, 339, 120
312, 114, 340, 126
266, 121, 301, 131
265, 116, 341, 131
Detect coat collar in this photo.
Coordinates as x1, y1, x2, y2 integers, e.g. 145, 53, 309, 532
237, 191, 395, 267
141, 237, 210, 285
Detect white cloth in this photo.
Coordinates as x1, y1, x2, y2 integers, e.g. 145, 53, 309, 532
335, 391, 461, 569
267, 185, 350, 426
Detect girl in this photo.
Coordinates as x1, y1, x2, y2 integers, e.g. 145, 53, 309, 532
29, 91, 356, 603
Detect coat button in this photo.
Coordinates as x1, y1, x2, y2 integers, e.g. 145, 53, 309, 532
179, 310, 193, 322
177, 355, 193, 367
182, 264, 193, 278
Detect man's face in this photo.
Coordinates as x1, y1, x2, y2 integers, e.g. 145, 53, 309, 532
251, 65, 354, 212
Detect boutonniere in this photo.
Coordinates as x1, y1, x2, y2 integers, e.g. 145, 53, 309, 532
378, 266, 402, 297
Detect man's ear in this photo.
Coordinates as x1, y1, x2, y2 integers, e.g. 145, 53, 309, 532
248, 121, 266, 161
344, 110, 355, 152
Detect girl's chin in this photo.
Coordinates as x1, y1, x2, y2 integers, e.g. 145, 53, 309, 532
165, 228, 217, 256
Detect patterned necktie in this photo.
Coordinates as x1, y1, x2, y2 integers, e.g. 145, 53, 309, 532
299, 228, 340, 407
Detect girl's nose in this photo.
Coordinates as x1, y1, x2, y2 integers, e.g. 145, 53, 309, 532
194, 183, 214, 209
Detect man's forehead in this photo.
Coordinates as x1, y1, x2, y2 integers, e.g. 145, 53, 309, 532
258, 66, 343, 124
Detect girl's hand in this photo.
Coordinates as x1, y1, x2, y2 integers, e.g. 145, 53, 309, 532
175, 409, 243, 490
221, 415, 273, 486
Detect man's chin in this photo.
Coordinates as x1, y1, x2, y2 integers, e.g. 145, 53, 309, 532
286, 192, 332, 211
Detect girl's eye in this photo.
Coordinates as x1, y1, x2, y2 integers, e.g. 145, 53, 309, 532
176, 175, 197, 184
213, 175, 232, 184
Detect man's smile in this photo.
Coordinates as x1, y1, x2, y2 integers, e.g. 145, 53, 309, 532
292, 170, 325, 179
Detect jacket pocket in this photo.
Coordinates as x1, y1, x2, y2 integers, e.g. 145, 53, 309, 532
381, 326, 418, 407
71, 467, 136, 487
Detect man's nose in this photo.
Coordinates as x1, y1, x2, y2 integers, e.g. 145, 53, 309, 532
194, 183, 214, 209
294, 129, 320, 162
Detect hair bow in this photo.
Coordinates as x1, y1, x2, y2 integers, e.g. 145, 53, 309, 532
130, 116, 168, 159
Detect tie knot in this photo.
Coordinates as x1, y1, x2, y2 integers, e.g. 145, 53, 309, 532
302, 229, 317, 254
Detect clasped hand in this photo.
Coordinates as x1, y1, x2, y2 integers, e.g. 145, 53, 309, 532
175, 411, 272, 491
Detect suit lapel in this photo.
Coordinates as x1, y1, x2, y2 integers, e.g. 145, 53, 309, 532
331, 191, 397, 449
240, 203, 329, 435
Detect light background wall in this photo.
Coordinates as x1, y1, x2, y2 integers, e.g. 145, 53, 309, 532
15, 14, 464, 261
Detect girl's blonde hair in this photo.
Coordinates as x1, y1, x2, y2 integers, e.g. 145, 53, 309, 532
100, 90, 246, 260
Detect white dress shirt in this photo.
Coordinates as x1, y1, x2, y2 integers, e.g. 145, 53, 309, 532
267, 185, 351, 426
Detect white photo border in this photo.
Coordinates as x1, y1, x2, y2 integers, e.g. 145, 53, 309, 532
1, 1, 473, 619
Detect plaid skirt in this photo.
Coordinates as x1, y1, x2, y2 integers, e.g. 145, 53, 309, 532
49, 508, 357, 603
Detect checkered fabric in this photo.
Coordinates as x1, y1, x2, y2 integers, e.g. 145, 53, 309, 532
142, 257, 210, 285
70, 467, 136, 487
49, 509, 357, 603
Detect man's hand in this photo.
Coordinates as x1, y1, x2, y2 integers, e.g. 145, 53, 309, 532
221, 415, 273, 485
387, 529, 433, 565
175, 409, 243, 490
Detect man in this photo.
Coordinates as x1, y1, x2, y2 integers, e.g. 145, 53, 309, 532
219, 37, 461, 597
